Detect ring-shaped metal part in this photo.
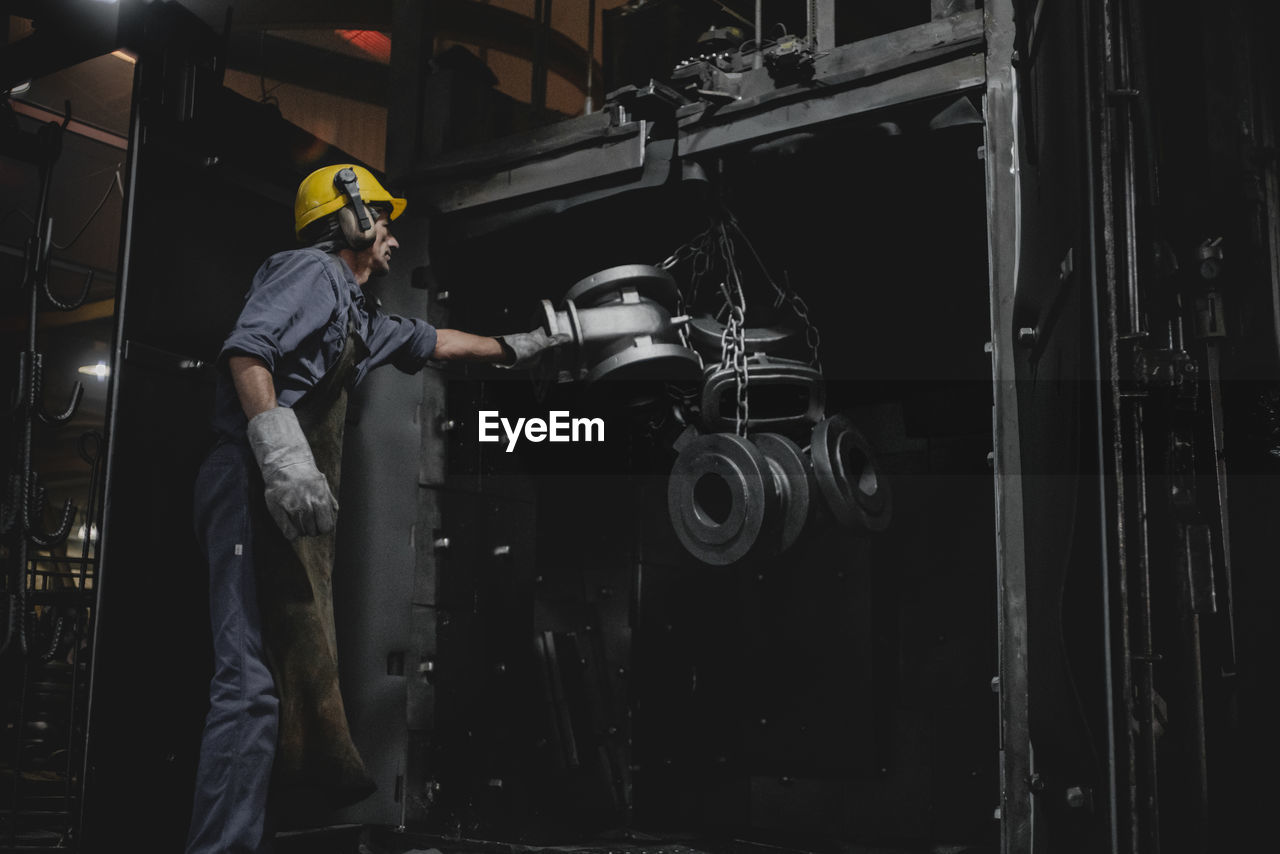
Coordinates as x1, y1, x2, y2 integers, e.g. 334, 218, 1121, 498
753, 432, 812, 555
688, 314, 804, 360
668, 432, 780, 565
565, 264, 680, 311
810, 414, 891, 532
700, 355, 826, 433
586, 342, 703, 385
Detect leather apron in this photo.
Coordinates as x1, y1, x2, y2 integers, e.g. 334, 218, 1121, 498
256, 322, 375, 817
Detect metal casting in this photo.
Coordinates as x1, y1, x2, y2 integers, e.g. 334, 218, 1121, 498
540, 264, 701, 386
667, 431, 780, 566
753, 432, 813, 556
699, 354, 825, 435
809, 414, 891, 534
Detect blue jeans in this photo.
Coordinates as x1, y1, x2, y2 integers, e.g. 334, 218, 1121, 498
187, 440, 279, 854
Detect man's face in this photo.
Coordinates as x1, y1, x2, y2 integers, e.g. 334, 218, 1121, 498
366, 212, 398, 278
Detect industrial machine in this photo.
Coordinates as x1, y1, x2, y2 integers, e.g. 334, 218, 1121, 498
3, 2, 1278, 854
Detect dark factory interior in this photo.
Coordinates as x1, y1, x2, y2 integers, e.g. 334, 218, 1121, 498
2, 1, 1279, 853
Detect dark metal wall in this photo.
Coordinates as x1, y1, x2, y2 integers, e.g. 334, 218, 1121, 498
995, 0, 1112, 849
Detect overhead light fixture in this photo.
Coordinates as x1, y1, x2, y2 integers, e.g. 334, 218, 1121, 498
111, 49, 137, 64
8, 81, 31, 95
78, 361, 110, 380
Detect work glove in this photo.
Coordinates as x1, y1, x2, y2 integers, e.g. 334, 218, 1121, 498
497, 328, 571, 370
246, 406, 339, 540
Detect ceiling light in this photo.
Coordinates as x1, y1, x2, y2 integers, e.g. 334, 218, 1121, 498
78, 362, 110, 380
8, 81, 31, 95
111, 49, 137, 64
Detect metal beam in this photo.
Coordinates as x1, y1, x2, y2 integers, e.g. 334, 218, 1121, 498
421, 121, 646, 216
691, 9, 983, 125
227, 0, 602, 98
680, 53, 984, 157
983, 1, 1033, 852
814, 0, 836, 53
415, 10, 985, 217
6, 99, 129, 150
226, 31, 390, 105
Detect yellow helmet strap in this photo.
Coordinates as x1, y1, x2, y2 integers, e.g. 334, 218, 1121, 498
333, 167, 376, 250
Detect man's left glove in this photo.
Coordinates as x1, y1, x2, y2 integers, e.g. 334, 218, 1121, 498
497, 328, 571, 370
247, 406, 339, 540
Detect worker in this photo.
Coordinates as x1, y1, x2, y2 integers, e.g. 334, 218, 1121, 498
185, 163, 564, 853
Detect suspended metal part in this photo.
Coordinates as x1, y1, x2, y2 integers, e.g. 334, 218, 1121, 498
686, 314, 804, 362
753, 432, 813, 555
540, 264, 701, 386
563, 263, 681, 309
667, 431, 780, 565
809, 414, 891, 533
667, 429, 823, 565
700, 353, 825, 434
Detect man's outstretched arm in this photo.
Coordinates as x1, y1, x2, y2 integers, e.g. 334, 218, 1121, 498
432, 327, 570, 368
431, 329, 507, 362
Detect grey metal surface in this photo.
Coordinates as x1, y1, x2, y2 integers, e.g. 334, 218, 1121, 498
982, 2, 1033, 852
667, 431, 779, 566
682, 54, 983, 156
416, 11, 985, 218
426, 120, 646, 215
331, 215, 432, 827
809, 414, 890, 533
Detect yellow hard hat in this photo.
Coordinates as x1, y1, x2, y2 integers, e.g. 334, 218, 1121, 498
294, 163, 406, 241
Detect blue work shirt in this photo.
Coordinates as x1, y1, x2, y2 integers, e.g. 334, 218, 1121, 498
211, 247, 437, 440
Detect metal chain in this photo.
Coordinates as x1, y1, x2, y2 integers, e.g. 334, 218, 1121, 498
716, 224, 750, 436
726, 212, 824, 372
778, 270, 823, 372
664, 212, 826, 435
659, 227, 715, 308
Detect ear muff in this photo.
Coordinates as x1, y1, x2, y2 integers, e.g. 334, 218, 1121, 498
333, 167, 377, 249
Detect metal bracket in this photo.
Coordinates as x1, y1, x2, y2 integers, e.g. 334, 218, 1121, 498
1127, 348, 1199, 400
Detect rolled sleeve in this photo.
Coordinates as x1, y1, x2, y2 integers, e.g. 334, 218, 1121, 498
362, 313, 438, 377
220, 252, 341, 372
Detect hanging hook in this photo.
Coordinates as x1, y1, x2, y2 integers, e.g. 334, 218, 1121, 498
23, 471, 77, 550
42, 267, 95, 313
26, 496, 77, 550
38, 380, 83, 426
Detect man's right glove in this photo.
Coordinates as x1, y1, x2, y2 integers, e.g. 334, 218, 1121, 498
497, 328, 571, 370
247, 406, 339, 540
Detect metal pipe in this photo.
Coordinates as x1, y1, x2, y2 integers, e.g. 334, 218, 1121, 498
78, 56, 143, 849
532, 0, 551, 115
1079, 1, 1122, 849
1203, 337, 1238, 673
1131, 407, 1160, 854
584, 0, 596, 114
1094, 0, 1138, 847
1186, 609, 1209, 854
1264, 63, 1280, 370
